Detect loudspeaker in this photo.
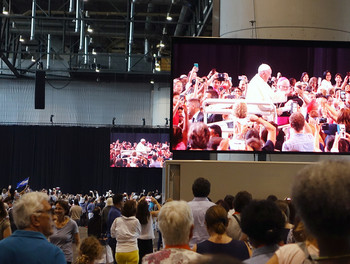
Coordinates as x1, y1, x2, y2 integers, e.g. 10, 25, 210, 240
35, 70, 45, 109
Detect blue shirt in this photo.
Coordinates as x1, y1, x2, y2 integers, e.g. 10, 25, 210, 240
107, 206, 121, 237
0, 230, 66, 264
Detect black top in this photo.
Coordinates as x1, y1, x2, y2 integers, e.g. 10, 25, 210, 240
196, 239, 250, 261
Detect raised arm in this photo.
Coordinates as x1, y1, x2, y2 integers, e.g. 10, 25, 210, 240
250, 114, 276, 145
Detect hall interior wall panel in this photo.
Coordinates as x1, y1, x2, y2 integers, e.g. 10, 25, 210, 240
164, 161, 313, 202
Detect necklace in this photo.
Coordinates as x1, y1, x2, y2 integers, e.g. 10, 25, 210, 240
55, 216, 69, 228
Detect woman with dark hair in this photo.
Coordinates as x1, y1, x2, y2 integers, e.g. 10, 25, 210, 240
136, 196, 161, 263
308, 77, 318, 93
0, 200, 11, 240
321, 70, 333, 92
241, 200, 285, 264
300, 72, 309, 83
111, 200, 141, 264
194, 205, 250, 261
50, 199, 80, 264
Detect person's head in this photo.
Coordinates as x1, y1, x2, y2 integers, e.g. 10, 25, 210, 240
205, 205, 228, 235
309, 77, 318, 90
173, 92, 180, 107
13, 192, 53, 237
335, 73, 342, 84
76, 236, 103, 264
106, 197, 113, 207
289, 78, 297, 87
174, 80, 183, 94
112, 193, 123, 207
337, 108, 350, 133
205, 90, 219, 99
188, 122, 210, 150
233, 191, 252, 213
55, 200, 70, 216
292, 161, 350, 247
277, 77, 291, 95
233, 101, 247, 119
258, 64, 272, 82
121, 200, 137, 217
338, 138, 350, 152
215, 200, 230, 212
136, 199, 150, 225
245, 137, 263, 151
192, 177, 211, 198
224, 195, 234, 210
301, 72, 309, 83
0, 200, 8, 219
172, 125, 183, 146
266, 195, 278, 202
289, 112, 305, 132
92, 206, 101, 218
187, 98, 201, 119
158, 200, 194, 246
275, 200, 290, 224
241, 200, 285, 247
323, 70, 332, 81
209, 124, 222, 138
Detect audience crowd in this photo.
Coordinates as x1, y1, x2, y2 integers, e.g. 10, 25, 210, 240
0, 160, 349, 263
110, 139, 171, 168
173, 64, 350, 152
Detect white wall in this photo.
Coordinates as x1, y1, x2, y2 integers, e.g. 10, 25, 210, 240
0, 78, 170, 126
220, 0, 350, 41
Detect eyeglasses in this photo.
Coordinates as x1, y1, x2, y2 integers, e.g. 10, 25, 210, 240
35, 209, 53, 216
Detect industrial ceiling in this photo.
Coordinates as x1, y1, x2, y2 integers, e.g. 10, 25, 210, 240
0, 0, 213, 79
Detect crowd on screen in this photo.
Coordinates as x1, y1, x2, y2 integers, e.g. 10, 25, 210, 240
110, 139, 172, 168
1, 160, 349, 263
173, 64, 350, 152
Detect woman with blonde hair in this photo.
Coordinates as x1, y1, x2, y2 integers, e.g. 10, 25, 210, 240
75, 236, 103, 264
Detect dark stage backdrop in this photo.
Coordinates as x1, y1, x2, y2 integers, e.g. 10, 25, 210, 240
0, 125, 162, 194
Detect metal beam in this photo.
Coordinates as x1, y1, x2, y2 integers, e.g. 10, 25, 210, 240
0, 51, 20, 77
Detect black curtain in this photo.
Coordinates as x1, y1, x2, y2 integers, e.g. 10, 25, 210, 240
0, 125, 162, 194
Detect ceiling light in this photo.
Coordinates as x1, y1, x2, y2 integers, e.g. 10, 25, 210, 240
150, 80, 154, 84
19, 35, 25, 42
87, 25, 93, 33
92, 48, 96, 55
166, 15, 172, 21
31, 56, 36, 62
2, 7, 8, 15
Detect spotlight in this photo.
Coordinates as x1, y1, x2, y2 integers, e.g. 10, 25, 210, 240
166, 15, 172, 21
31, 56, 36, 62
92, 48, 96, 55
156, 42, 165, 48
142, 118, 146, 126
19, 35, 24, 42
150, 80, 154, 84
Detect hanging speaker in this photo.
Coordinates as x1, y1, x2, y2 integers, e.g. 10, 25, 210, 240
35, 70, 45, 109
